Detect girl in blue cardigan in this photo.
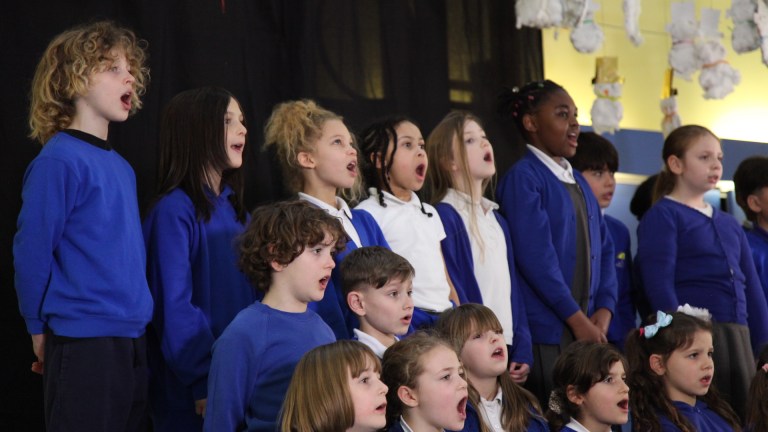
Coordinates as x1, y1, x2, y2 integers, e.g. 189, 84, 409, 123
424, 110, 532, 380
636, 125, 768, 419
143, 87, 256, 430
264, 100, 389, 340
495, 80, 617, 407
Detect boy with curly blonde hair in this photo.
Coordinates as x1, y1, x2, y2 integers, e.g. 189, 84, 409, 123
13, 21, 152, 431
204, 200, 344, 432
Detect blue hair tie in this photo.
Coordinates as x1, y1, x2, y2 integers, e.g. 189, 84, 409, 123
641, 311, 673, 339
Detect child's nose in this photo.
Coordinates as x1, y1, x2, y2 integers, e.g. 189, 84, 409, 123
378, 380, 388, 395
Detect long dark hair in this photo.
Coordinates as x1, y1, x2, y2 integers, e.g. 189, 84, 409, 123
153, 86, 246, 222
625, 311, 741, 432
746, 345, 768, 431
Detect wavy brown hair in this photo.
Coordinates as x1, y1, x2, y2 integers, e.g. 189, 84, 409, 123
263, 99, 362, 201
625, 312, 740, 432
436, 304, 544, 432
29, 20, 149, 144
238, 200, 346, 291
280, 340, 382, 432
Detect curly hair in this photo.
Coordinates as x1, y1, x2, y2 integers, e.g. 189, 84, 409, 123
263, 99, 363, 201
238, 200, 346, 291
625, 311, 740, 432
496, 80, 566, 144
29, 21, 149, 144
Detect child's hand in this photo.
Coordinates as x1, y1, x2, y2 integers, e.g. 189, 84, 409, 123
31, 333, 45, 375
508, 362, 530, 384
567, 311, 607, 343
195, 398, 207, 417
589, 308, 612, 335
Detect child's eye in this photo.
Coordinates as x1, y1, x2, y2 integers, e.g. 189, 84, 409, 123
225, 118, 231, 125
332, 139, 343, 145
494, 329, 503, 335
465, 138, 475, 145
441, 374, 451, 381
418, 142, 426, 150
407, 290, 413, 297
472, 333, 482, 339
388, 291, 399, 298
603, 376, 613, 384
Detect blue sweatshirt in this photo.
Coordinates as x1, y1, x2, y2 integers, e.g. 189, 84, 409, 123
637, 198, 768, 353
658, 400, 734, 431
204, 302, 335, 432
436, 202, 533, 366
496, 150, 617, 345
143, 186, 256, 428
744, 223, 768, 302
14, 130, 152, 337
605, 214, 638, 351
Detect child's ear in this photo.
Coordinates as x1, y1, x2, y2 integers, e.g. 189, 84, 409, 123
747, 194, 764, 215
667, 155, 684, 176
522, 113, 537, 133
347, 291, 366, 316
270, 260, 285, 272
397, 385, 419, 408
565, 385, 584, 406
370, 151, 383, 169
649, 354, 666, 376
297, 151, 315, 169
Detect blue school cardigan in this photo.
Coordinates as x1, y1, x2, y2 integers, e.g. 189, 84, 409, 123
496, 149, 617, 345
744, 223, 768, 302
637, 198, 768, 353
605, 214, 638, 351
436, 202, 532, 366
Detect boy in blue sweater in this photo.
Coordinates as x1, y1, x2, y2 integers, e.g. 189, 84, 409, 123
203, 201, 343, 431
734, 155, 768, 299
13, 21, 153, 431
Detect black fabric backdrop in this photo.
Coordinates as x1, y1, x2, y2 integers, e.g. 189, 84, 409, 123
0, 1, 541, 429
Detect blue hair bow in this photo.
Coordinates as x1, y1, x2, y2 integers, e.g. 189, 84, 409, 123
641, 311, 673, 339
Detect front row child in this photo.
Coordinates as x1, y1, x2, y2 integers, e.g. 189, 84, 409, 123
280, 340, 388, 432
545, 341, 629, 432
626, 309, 741, 432
203, 201, 344, 432
436, 304, 548, 432
381, 332, 469, 432
341, 246, 415, 357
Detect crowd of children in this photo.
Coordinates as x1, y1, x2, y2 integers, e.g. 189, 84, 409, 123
13, 20, 768, 432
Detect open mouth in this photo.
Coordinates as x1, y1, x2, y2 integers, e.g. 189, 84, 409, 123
491, 347, 505, 359
457, 397, 467, 419
701, 375, 713, 386
347, 161, 357, 175
375, 402, 387, 414
567, 131, 578, 144
319, 276, 330, 289
617, 398, 629, 412
708, 175, 719, 183
121, 92, 132, 110
230, 143, 244, 152
483, 152, 493, 162
415, 164, 426, 178
401, 314, 412, 325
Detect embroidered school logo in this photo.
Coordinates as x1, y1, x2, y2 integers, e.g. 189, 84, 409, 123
616, 251, 626, 269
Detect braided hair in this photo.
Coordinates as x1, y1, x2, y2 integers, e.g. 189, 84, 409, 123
497, 80, 566, 142
359, 116, 432, 217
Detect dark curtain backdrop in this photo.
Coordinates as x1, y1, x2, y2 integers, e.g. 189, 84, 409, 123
0, 1, 541, 429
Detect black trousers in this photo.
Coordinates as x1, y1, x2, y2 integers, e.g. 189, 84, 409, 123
44, 333, 149, 432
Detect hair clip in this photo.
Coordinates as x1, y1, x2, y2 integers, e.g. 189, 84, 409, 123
511, 86, 520, 93
536, 81, 545, 88
762, 363, 768, 373
547, 390, 562, 414
527, 95, 535, 101
641, 311, 673, 339
677, 304, 712, 321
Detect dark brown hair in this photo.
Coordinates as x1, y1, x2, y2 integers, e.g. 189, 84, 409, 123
153, 86, 246, 222
625, 312, 740, 432
746, 345, 768, 432
238, 200, 346, 291
340, 246, 414, 296
734, 156, 768, 223
568, 131, 619, 173
497, 80, 566, 143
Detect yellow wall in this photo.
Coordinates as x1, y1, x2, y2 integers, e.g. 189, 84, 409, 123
543, 0, 768, 143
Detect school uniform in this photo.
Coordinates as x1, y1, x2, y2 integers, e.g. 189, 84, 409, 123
657, 400, 734, 432
460, 389, 549, 432
744, 222, 768, 300
203, 302, 335, 432
143, 186, 256, 431
14, 130, 153, 431
637, 197, 768, 418
436, 189, 532, 366
353, 328, 397, 359
357, 189, 452, 328
300, 193, 390, 339
496, 146, 617, 406
559, 419, 592, 432
604, 214, 637, 351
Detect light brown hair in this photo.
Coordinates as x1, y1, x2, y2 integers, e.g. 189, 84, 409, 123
653, 125, 720, 203
280, 340, 381, 432
29, 21, 149, 144
340, 246, 414, 297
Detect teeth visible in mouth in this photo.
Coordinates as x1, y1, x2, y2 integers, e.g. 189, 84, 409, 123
347, 161, 357, 171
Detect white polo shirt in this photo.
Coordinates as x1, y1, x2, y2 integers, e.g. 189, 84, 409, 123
356, 189, 452, 312
298, 192, 362, 246
441, 188, 513, 345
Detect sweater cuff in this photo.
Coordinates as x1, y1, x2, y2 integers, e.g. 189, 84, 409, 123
25, 318, 45, 335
